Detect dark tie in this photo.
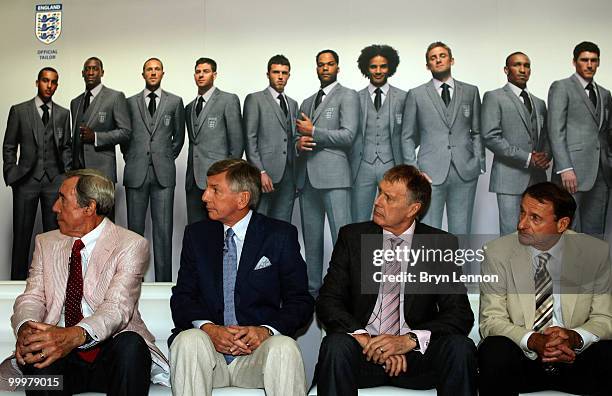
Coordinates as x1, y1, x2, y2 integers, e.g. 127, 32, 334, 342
374, 88, 382, 111
586, 82, 597, 108
222, 228, 238, 363
82, 91, 92, 113
41, 103, 50, 126
314, 89, 325, 110
195, 96, 204, 117
147, 92, 157, 117
520, 90, 533, 114
278, 94, 288, 117
441, 83, 451, 107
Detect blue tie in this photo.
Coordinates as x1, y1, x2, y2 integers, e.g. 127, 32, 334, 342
222, 228, 238, 363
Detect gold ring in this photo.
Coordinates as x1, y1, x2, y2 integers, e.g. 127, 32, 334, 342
380, 347, 384, 353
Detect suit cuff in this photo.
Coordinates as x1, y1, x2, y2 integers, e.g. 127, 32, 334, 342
76, 323, 99, 349
525, 153, 532, 168
556, 167, 573, 175
261, 325, 280, 336
520, 331, 538, 360
572, 327, 599, 353
94, 132, 98, 147
15, 319, 36, 337
409, 330, 431, 354
193, 320, 212, 329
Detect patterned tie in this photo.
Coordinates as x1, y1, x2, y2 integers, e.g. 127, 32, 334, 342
374, 88, 382, 111
314, 89, 325, 110
222, 228, 238, 363
520, 90, 533, 114
41, 104, 50, 126
441, 83, 451, 107
65, 240, 100, 363
278, 94, 288, 117
83, 91, 92, 113
586, 82, 597, 108
533, 253, 553, 331
147, 92, 157, 116
195, 96, 204, 117
379, 237, 402, 336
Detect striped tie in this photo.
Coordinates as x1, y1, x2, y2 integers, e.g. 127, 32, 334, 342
533, 253, 553, 331
379, 237, 403, 336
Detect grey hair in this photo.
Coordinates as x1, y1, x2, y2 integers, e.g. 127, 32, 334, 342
65, 168, 115, 216
206, 159, 262, 209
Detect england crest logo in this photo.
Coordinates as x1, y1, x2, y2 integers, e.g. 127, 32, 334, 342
35, 4, 62, 45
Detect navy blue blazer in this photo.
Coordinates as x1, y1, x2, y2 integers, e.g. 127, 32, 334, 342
169, 212, 314, 345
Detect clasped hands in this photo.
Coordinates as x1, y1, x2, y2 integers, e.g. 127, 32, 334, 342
527, 326, 581, 364
79, 125, 95, 144
529, 151, 551, 170
353, 333, 417, 377
296, 112, 316, 152
15, 321, 85, 369
202, 323, 271, 356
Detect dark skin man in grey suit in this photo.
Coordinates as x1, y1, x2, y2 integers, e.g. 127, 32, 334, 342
2, 67, 71, 279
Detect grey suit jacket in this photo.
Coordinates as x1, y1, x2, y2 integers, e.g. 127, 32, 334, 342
70, 85, 131, 183
480, 231, 612, 347
482, 84, 550, 194
185, 88, 244, 190
296, 83, 360, 189
122, 89, 185, 188
244, 88, 298, 183
548, 75, 612, 191
350, 85, 407, 182
3, 98, 71, 186
402, 79, 484, 185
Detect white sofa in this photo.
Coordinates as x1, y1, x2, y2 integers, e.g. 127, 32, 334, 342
0, 283, 567, 395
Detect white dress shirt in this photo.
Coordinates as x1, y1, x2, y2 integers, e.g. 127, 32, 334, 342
368, 82, 390, 107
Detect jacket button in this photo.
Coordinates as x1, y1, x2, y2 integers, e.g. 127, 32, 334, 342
447, 146, 451, 149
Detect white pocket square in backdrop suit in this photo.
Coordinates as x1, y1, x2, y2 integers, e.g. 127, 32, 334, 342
254, 256, 272, 270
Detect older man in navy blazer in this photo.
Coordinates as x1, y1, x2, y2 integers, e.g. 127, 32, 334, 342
169, 159, 314, 396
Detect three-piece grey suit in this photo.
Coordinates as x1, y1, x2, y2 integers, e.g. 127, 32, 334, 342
548, 74, 612, 236
184, 88, 244, 224
70, 84, 131, 183
2, 98, 71, 279
402, 79, 484, 235
122, 89, 185, 281
244, 87, 298, 223
482, 84, 550, 235
351, 84, 407, 222
296, 82, 359, 295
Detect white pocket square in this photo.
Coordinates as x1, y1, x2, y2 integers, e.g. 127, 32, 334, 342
254, 256, 272, 270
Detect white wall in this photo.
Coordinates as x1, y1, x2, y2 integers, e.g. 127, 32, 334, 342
1, 0, 612, 280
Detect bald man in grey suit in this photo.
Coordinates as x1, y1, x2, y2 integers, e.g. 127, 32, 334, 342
70, 57, 131, 184
548, 41, 612, 236
296, 49, 360, 296
482, 52, 551, 236
402, 42, 484, 235
185, 57, 244, 224
123, 58, 185, 282
244, 55, 298, 223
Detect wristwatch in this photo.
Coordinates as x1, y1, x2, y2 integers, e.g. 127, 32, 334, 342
407, 332, 420, 351
573, 333, 584, 351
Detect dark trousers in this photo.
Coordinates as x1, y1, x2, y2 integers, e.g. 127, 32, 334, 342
478, 336, 612, 396
185, 184, 209, 225
315, 332, 477, 396
21, 331, 151, 396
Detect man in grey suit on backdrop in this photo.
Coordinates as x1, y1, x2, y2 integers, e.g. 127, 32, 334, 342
402, 42, 484, 235
122, 58, 185, 282
70, 57, 131, 184
185, 57, 244, 224
296, 49, 360, 295
2, 67, 72, 279
548, 41, 612, 236
351, 44, 407, 222
482, 52, 551, 236
244, 54, 298, 223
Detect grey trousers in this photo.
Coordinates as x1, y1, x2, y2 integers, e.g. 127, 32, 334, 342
351, 159, 395, 223
496, 193, 522, 236
126, 165, 174, 282
257, 167, 296, 224
169, 329, 307, 396
572, 167, 609, 237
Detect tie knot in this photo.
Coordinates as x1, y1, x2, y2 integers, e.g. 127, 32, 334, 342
86, 91, 92, 97
72, 239, 85, 253
277, 94, 283, 100
388, 237, 403, 250
586, 82, 594, 90
41, 103, 49, 111
441, 83, 449, 90
226, 228, 235, 239
536, 252, 551, 268
375, 88, 382, 94
148, 92, 157, 99
198, 96, 204, 104
520, 89, 528, 97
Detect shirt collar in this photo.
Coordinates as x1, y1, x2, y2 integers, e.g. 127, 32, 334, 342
320, 81, 338, 96
34, 96, 52, 109
144, 87, 162, 99
574, 73, 596, 89
433, 77, 455, 91
76, 217, 108, 256
368, 82, 390, 96
87, 83, 103, 98
382, 220, 416, 245
507, 82, 529, 97
198, 86, 216, 103
267, 86, 285, 99
223, 210, 253, 242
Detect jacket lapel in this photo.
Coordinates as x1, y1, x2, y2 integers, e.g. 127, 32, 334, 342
359, 89, 368, 138
209, 222, 225, 306
510, 243, 536, 328
449, 81, 463, 127
27, 99, 40, 146
152, 90, 168, 136
86, 86, 105, 126
236, 213, 265, 287
388, 86, 397, 137
264, 88, 288, 126
503, 84, 531, 132
559, 234, 582, 326
313, 83, 340, 123
83, 220, 118, 296
136, 90, 153, 134
570, 75, 598, 123
195, 89, 219, 138
425, 81, 450, 128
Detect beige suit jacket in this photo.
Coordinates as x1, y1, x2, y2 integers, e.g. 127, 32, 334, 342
1, 220, 167, 381
479, 230, 612, 347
